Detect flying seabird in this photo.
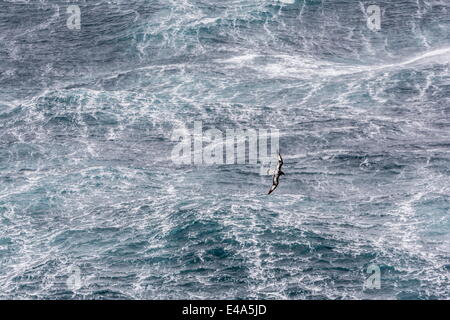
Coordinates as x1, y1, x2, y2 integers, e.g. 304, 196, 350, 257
267, 153, 284, 195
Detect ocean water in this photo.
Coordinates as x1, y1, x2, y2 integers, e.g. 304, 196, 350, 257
0, 0, 449, 300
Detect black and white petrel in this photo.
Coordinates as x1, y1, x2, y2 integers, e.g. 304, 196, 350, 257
267, 153, 284, 195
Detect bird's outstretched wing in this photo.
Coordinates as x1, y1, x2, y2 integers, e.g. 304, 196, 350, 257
268, 183, 278, 195
276, 153, 283, 172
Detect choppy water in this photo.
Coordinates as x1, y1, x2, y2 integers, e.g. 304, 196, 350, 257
0, 0, 449, 300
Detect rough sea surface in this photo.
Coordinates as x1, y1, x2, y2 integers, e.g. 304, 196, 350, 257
0, 0, 449, 299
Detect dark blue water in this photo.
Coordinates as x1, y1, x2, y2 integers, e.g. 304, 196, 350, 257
0, 0, 449, 299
